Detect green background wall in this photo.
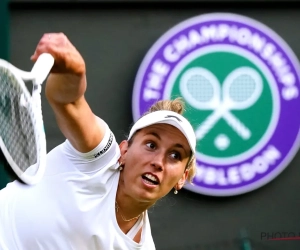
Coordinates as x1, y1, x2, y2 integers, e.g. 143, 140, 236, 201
0, 0, 10, 189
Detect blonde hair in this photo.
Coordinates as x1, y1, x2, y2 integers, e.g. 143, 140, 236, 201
136, 97, 196, 183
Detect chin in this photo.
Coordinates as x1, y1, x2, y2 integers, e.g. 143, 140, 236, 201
134, 190, 160, 203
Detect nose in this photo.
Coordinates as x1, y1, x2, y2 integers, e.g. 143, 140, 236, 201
150, 151, 164, 171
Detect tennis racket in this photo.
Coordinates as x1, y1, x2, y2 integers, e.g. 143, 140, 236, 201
0, 53, 54, 185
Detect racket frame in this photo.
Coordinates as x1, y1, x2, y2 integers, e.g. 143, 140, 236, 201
0, 54, 54, 184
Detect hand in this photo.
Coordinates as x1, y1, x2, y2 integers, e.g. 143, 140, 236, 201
31, 33, 86, 76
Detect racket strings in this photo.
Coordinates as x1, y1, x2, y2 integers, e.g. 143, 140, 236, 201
186, 74, 214, 102
0, 67, 37, 172
229, 74, 256, 102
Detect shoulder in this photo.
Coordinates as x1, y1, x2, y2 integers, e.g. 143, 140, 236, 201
46, 120, 121, 173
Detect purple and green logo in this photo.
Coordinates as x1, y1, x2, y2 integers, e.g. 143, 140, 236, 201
132, 13, 300, 196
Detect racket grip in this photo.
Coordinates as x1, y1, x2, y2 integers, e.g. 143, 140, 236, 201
31, 53, 55, 84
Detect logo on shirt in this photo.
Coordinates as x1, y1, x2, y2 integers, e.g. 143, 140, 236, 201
94, 132, 113, 158
132, 13, 300, 196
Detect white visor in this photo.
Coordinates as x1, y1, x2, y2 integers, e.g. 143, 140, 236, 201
128, 111, 196, 155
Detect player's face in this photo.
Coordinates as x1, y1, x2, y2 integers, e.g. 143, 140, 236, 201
118, 124, 191, 203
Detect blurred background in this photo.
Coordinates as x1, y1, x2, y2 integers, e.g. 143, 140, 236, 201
1, 0, 300, 249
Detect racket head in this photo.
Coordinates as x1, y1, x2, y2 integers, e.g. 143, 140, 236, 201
179, 67, 221, 110
0, 59, 47, 185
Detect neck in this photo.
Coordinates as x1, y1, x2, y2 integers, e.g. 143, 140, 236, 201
115, 184, 154, 224
117, 171, 157, 217
116, 189, 148, 218
115, 171, 158, 235
114, 187, 143, 234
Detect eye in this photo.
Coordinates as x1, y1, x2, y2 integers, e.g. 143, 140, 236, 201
146, 142, 156, 149
170, 151, 182, 160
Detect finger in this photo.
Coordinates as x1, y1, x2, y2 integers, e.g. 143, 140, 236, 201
30, 33, 49, 61
30, 33, 67, 61
30, 33, 85, 75
30, 44, 54, 62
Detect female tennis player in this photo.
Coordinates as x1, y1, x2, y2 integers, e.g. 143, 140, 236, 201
0, 33, 196, 250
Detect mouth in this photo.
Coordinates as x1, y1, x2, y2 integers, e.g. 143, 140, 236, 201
142, 173, 160, 186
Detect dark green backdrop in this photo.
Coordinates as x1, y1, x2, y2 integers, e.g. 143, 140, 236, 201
0, 0, 10, 189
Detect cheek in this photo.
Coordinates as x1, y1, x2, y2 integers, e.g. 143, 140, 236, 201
123, 152, 142, 177
164, 166, 185, 184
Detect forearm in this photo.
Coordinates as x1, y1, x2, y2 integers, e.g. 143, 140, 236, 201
32, 33, 105, 152
45, 73, 87, 105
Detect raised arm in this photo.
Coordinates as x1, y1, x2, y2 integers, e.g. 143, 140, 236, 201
31, 33, 105, 152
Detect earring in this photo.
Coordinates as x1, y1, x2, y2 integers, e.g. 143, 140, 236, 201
174, 189, 178, 194
119, 162, 124, 171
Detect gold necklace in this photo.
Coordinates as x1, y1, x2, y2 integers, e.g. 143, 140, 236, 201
115, 201, 141, 222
